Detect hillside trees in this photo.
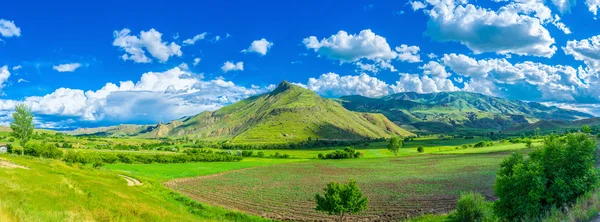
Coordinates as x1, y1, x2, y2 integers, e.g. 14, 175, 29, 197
10, 104, 34, 156
315, 180, 368, 222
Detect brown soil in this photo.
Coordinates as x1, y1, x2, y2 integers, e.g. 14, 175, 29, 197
0, 158, 28, 169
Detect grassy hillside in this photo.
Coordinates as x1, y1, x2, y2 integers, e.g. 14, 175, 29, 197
338, 92, 593, 133
137, 81, 413, 142
506, 117, 600, 133
0, 155, 269, 222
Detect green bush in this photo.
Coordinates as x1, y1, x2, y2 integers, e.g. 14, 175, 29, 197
417, 147, 424, 153
319, 148, 362, 159
24, 143, 63, 159
448, 192, 494, 222
494, 133, 599, 221
256, 151, 265, 158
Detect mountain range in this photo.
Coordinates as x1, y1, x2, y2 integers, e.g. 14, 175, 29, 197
70, 81, 595, 140
337, 91, 593, 133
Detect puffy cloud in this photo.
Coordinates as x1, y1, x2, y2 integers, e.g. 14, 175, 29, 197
53, 63, 82, 72
241, 38, 274, 55
113, 28, 182, 63
564, 35, 600, 70
0, 19, 20, 37
424, 0, 557, 57
303, 29, 397, 62
221, 61, 244, 72
183, 32, 207, 45
421, 61, 450, 78
395, 44, 421, 63
552, 0, 576, 14
193, 58, 201, 66
586, 0, 600, 16
391, 73, 459, 94
0, 66, 10, 91
427, 53, 438, 59
410, 1, 427, 11
306, 72, 391, 97
0, 67, 270, 128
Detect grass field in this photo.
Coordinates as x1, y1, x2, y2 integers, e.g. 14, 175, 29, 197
0, 155, 270, 222
165, 151, 523, 221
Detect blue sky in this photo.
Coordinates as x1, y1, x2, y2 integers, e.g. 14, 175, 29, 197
2, 0, 600, 129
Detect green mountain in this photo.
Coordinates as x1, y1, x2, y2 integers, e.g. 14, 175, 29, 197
337, 91, 593, 134
505, 117, 600, 133
69, 124, 154, 137
79, 81, 413, 142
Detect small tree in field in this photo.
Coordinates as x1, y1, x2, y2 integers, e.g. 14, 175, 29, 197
315, 180, 368, 222
387, 136, 402, 156
10, 104, 34, 156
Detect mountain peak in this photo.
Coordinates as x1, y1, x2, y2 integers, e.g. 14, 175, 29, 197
271, 80, 304, 95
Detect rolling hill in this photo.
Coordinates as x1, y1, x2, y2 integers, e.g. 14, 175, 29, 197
337, 91, 594, 134
75, 81, 414, 142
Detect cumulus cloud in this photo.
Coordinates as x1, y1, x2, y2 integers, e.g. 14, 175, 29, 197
395, 44, 421, 63
193, 58, 201, 66
303, 29, 397, 62
113, 28, 182, 63
564, 35, 600, 70
423, 0, 557, 57
306, 72, 391, 97
392, 73, 459, 94
183, 32, 207, 45
0, 19, 20, 37
0, 67, 270, 128
221, 61, 244, 72
241, 38, 274, 55
587, 0, 600, 16
552, 0, 576, 14
410, 1, 427, 11
53, 63, 82, 72
0, 66, 10, 91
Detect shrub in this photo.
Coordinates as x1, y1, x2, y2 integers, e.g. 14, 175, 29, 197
448, 192, 494, 222
494, 133, 599, 221
320, 148, 362, 159
417, 147, 424, 153
241, 150, 254, 157
256, 151, 265, 158
318, 153, 324, 159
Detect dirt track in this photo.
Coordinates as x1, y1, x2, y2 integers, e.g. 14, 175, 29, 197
119, 175, 142, 186
0, 158, 28, 169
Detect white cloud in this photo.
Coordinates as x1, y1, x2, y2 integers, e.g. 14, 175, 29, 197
392, 73, 459, 94
427, 53, 437, 59
53, 63, 82, 72
410, 1, 427, 11
183, 32, 207, 45
0, 67, 270, 127
241, 38, 274, 55
552, 0, 576, 14
306, 72, 391, 97
113, 28, 182, 63
17, 78, 28, 83
303, 29, 397, 62
0, 66, 10, 91
395, 44, 421, 63
586, 0, 600, 16
12, 65, 21, 71
0, 19, 20, 37
221, 61, 244, 72
421, 61, 450, 78
564, 35, 600, 70
424, 0, 557, 57
193, 58, 201, 66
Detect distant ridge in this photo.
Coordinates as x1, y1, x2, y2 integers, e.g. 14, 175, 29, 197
338, 91, 593, 133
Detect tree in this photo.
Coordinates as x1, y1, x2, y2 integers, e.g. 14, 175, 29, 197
582, 124, 592, 134
534, 127, 541, 138
525, 139, 533, 149
10, 104, 34, 156
315, 180, 368, 222
494, 133, 599, 221
387, 136, 402, 156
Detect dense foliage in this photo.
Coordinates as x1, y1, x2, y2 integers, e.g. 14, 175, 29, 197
220, 138, 386, 150
387, 136, 402, 156
318, 148, 362, 159
315, 180, 368, 221
448, 192, 494, 222
494, 133, 599, 221
10, 104, 34, 155
63, 150, 243, 166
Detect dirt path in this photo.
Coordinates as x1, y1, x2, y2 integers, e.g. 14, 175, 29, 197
0, 158, 28, 169
164, 167, 253, 188
119, 175, 142, 186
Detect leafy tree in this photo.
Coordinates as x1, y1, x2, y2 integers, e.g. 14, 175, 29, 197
534, 127, 541, 138
448, 192, 495, 222
10, 104, 34, 156
494, 133, 599, 221
387, 136, 402, 156
582, 124, 592, 134
315, 180, 368, 222
525, 139, 533, 149
417, 146, 424, 153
